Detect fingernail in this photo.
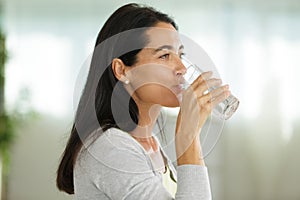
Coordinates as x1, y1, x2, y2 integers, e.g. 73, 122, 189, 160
204, 71, 212, 75
227, 90, 231, 96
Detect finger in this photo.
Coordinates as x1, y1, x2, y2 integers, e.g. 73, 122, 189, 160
210, 90, 231, 108
191, 71, 213, 89
210, 84, 229, 99
201, 91, 230, 114
196, 78, 222, 95
198, 84, 229, 104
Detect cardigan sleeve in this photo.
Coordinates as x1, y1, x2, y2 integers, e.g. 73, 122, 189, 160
122, 164, 212, 200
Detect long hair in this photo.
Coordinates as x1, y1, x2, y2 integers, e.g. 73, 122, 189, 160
56, 3, 178, 194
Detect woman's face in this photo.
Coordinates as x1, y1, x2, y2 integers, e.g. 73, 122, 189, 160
125, 22, 187, 107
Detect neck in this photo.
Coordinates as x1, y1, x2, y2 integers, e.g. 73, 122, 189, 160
129, 102, 161, 139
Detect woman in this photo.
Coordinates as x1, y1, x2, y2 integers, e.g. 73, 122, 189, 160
56, 3, 230, 199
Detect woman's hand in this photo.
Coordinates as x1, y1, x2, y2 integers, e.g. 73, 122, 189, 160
175, 71, 231, 165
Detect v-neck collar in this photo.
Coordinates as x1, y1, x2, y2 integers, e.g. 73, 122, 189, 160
109, 128, 178, 182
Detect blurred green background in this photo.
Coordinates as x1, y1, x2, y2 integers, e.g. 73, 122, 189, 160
0, 0, 300, 199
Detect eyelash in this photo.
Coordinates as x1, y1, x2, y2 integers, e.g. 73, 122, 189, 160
159, 52, 186, 60
180, 52, 186, 58
159, 54, 170, 59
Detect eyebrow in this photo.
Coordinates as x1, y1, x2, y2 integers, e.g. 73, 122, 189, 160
153, 44, 184, 54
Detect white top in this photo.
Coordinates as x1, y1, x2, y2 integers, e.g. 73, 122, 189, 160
74, 127, 212, 199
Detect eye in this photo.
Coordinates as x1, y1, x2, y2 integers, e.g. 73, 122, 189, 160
159, 54, 170, 60
179, 52, 186, 59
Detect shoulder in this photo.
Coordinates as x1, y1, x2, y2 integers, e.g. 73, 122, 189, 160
76, 127, 152, 174
89, 127, 144, 155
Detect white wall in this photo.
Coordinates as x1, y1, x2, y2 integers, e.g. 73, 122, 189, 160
8, 115, 73, 200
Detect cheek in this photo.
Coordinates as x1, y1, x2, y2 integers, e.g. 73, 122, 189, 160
128, 64, 176, 89
134, 84, 180, 107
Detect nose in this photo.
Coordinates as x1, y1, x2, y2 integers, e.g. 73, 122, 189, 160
176, 69, 186, 76
174, 57, 187, 85
175, 56, 187, 76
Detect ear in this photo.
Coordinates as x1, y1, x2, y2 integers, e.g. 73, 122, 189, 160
111, 58, 129, 84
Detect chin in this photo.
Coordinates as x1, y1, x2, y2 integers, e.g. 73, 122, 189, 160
160, 96, 181, 107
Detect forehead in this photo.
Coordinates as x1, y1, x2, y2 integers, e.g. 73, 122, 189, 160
144, 26, 182, 50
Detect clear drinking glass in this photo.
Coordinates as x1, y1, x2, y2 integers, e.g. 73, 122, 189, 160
181, 55, 239, 120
